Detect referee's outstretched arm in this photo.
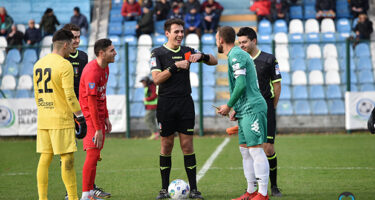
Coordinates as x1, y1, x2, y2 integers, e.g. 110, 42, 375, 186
189, 53, 218, 65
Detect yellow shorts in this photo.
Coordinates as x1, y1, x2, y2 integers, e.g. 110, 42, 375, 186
37, 128, 77, 155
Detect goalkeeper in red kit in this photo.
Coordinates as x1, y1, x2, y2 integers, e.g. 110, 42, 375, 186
78, 38, 117, 200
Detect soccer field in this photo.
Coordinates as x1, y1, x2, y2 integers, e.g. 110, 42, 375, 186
1, 133, 374, 200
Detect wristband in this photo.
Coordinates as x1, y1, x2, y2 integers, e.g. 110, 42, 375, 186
167, 64, 178, 74
197, 53, 210, 62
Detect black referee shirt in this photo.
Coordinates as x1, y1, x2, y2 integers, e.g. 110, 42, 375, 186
66, 50, 88, 98
252, 50, 282, 100
150, 44, 198, 98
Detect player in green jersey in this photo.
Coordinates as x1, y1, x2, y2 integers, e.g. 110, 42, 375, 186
216, 26, 270, 200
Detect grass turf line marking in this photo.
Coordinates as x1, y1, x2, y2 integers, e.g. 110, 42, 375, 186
197, 137, 230, 183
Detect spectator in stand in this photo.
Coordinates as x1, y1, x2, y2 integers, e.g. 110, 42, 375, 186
201, 0, 224, 16
40, 8, 60, 36
170, 0, 184, 10
184, 8, 202, 37
24, 19, 42, 46
202, 5, 219, 33
136, 7, 154, 37
6, 25, 24, 52
155, 0, 171, 21
0, 7, 14, 36
315, 0, 336, 20
350, 0, 369, 18
121, 0, 142, 21
250, 0, 272, 22
70, 7, 89, 36
183, 0, 201, 14
271, 0, 290, 22
141, 0, 153, 9
353, 13, 373, 47
167, 5, 184, 20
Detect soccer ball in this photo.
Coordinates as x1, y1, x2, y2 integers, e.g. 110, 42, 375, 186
168, 179, 190, 199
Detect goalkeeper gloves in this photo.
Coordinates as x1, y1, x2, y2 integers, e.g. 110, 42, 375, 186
368, 107, 375, 134
75, 115, 87, 139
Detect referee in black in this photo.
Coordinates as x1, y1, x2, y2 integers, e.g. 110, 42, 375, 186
151, 18, 217, 200
237, 27, 282, 197
62, 24, 111, 199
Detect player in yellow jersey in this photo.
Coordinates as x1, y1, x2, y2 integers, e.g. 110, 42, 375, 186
33, 29, 87, 200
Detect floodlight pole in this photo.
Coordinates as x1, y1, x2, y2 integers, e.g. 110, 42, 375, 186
345, 38, 351, 134
125, 42, 131, 138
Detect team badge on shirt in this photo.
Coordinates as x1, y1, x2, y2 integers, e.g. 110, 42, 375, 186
74, 67, 79, 75
150, 57, 156, 67
89, 83, 95, 89
275, 64, 280, 75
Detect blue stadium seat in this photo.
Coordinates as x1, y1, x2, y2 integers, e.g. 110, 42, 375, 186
291, 58, 306, 71
336, 3, 350, 18
304, 5, 316, 19
290, 6, 303, 19
311, 100, 328, 115
153, 35, 167, 46
0, 90, 14, 98
203, 72, 215, 86
155, 20, 166, 35
307, 58, 323, 71
203, 86, 215, 101
203, 102, 216, 117
293, 85, 308, 99
303, 0, 316, 5
289, 33, 304, 44
258, 45, 272, 54
258, 19, 272, 35
110, 8, 123, 23
117, 87, 125, 95
6, 49, 21, 63
352, 17, 358, 29
337, 32, 351, 42
132, 88, 144, 102
274, 19, 288, 33
20, 62, 34, 75
357, 57, 372, 70
278, 100, 293, 115
191, 87, 198, 101
360, 83, 375, 91
130, 102, 145, 117
309, 85, 325, 99
4, 61, 19, 76
109, 63, 119, 75
280, 85, 291, 100
294, 100, 311, 115
106, 87, 116, 95
109, 22, 123, 35
109, 35, 121, 47
202, 46, 217, 57
337, 18, 351, 33
23, 49, 37, 63
280, 72, 290, 85
189, 63, 199, 73
123, 35, 138, 46
328, 99, 345, 114
355, 43, 371, 57
290, 45, 305, 58
203, 64, 216, 73
339, 58, 356, 71
338, 44, 354, 58
340, 70, 357, 84
326, 85, 342, 99
201, 34, 215, 45
348, 84, 358, 92
112, 0, 123, 9
258, 34, 272, 44
358, 70, 374, 83
108, 73, 118, 87
322, 33, 336, 43
15, 90, 31, 98
306, 33, 320, 43
124, 21, 137, 36
128, 47, 137, 62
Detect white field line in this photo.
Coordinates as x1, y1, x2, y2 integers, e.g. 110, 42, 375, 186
196, 137, 231, 183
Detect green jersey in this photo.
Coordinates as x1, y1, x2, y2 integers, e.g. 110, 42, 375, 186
227, 46, 267, 117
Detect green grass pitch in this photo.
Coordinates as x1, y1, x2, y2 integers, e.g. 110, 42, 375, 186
0, 133, 374, 200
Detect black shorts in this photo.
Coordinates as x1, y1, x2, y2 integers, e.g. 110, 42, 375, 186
266, 98, 276, 144
157, 95, 195, 137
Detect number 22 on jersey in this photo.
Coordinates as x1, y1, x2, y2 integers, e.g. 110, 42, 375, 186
35, 68, 54, 93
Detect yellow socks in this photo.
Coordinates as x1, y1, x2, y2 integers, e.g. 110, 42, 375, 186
37, 153, 53, 200
61, 153, 78, 200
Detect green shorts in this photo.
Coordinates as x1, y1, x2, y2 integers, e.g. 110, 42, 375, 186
238, 112, 267, 147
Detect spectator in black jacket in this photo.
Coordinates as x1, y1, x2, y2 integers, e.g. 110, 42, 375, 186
183, 0, 201, 14
315, 0, 336, 20
271, 0, 290, 22
70, 7, 89, 36
136, 7, 154, 37
354, 13, 373, 41
6, 25, 24, 52
40, 8, 60, 36
155, 0, 170, 21
202, 5, 219, 33
24, 19, 42, 46
167, 5, 184, 20
141, 0, 154, 9
350, 0, 369, 18
0, 7, 13, 36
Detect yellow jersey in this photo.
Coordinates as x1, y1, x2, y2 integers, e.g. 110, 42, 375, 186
33, 53, 81, 129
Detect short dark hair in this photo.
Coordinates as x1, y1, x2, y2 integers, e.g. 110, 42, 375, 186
94, 38, 112, 56
218, 26, 236, 44
237, 27, 257, 41
164, 18, 185, 32
62, 23, 80, 32
74, 7, 80, 13
52, 29, 74, 43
